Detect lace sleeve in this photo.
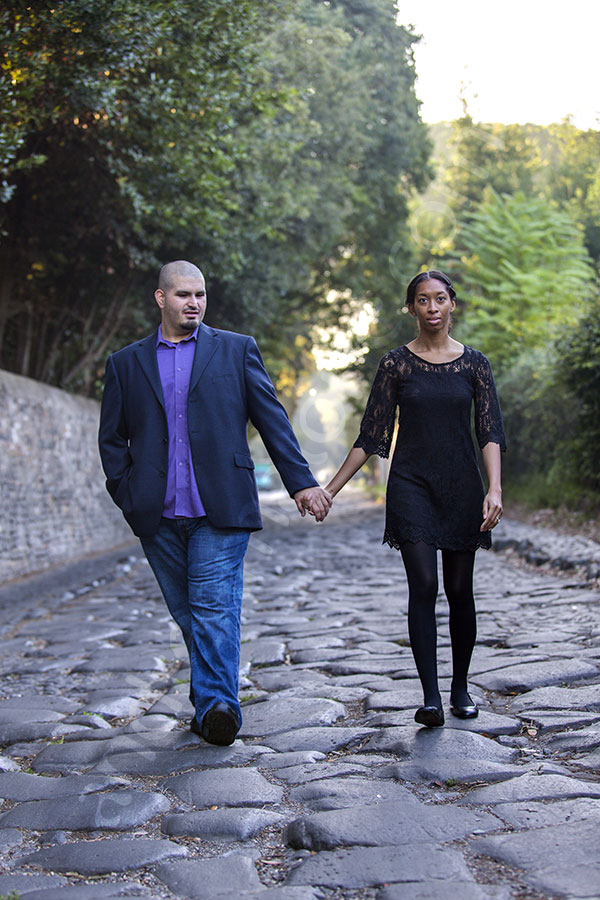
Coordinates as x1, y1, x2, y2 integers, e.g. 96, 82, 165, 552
353, 353, 399, 458
473, 352, 507, 451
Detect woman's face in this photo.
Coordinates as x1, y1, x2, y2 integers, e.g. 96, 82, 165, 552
409, 278, 456, 332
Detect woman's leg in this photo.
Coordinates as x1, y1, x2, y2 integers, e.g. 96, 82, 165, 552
441, 549, 476, 706
400, 541, 441, 708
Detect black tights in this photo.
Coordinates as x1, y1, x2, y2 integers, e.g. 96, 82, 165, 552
400, 541, 476, 708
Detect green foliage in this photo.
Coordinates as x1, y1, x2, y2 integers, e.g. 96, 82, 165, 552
495, 291, 600, 510
0, 0, 293, 391
0, 0, 430, 401
556, 291, 600, 494
456, 189, 595, 373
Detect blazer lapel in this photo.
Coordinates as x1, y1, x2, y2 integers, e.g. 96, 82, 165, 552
134, 331, 165, 408
189, 323, 219, 393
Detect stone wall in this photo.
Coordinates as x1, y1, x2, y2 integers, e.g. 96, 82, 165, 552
0, 369, 133, 583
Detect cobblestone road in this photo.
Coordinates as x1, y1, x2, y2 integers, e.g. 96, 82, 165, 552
0, 496, 599, 900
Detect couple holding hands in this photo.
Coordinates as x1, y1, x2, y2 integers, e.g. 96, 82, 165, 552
99, 260, 504, 746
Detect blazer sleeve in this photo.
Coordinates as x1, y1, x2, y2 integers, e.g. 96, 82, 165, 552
98, 355, 132, 502
243, 337, 318, 496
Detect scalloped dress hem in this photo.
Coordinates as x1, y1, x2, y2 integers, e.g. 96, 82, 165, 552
383, 531, 491, 553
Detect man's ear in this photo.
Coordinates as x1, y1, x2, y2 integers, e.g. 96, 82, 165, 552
154, 289, 165, 310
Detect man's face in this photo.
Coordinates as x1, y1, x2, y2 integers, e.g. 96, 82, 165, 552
154, 274, 207, 341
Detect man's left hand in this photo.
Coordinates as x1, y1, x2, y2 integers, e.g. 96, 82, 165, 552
294, 486, 333, 522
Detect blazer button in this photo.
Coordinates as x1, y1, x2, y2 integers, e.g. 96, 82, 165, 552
159, 471, 165, 477
162, 437, 168, 444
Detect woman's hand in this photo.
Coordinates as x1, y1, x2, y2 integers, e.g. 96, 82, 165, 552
481, 487, 503, 531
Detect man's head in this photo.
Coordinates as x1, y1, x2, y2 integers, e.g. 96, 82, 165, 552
155, 260, 206, 341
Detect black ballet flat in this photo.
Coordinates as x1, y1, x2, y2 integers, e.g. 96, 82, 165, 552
414, 705, 445, 727
450, 696, 479, 719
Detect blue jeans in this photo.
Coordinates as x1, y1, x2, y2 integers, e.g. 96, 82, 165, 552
140, 517, 250, 725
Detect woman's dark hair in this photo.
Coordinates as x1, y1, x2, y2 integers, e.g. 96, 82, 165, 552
405, 270, 457, 307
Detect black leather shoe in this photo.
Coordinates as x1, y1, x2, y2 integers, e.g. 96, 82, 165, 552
201, 702, 240, 746
414, 705, 445, 727
450, 696, 478, 719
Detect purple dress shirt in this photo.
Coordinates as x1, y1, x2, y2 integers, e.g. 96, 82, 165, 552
156, 325, 206, 518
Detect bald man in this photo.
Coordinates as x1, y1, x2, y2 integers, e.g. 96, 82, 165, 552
99, 261, 331, 745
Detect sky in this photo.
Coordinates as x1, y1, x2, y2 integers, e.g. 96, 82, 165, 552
396, 1, 600, 130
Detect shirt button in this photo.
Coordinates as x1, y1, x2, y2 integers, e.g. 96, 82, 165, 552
177, 390, 182, 394
178, 439, 183, 443
177, 367, 182, 372
178, 414, 182, 418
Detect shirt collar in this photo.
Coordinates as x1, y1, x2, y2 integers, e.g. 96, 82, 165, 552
156, 324, 199, 347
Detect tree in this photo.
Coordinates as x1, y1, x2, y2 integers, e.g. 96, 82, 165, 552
456, 189, 595, 373
0, 0, 292, 391
1, 0, 431, 401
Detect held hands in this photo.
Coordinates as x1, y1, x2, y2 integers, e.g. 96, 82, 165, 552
481, 488, 503, 532
294, 486, 333, 523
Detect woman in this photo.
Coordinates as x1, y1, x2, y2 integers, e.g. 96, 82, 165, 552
326, 271, 505, 727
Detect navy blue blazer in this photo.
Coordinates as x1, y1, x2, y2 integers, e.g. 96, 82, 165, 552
98, 323, 318, 537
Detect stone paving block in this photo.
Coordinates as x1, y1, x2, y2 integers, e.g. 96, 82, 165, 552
377, 884, 512, 900
509, 683, 600, 712
570, 747, 600, 771
144, 686, 194, 718
239, 890, 319, 900
79, 693, 149, 719
286, 844, 474, 888
320, 658, 414, 676
240, 639, 286, 666
289, 648, 369, 663
380, 759, 526, 784
0, 874, 67, 895
121, 714, 180, 734
263, 726, 376, 754
472, 820, 600, 898
367, 709, 519, 736
22, 837, 188, 874
0, 707, 66, 725
0, 772, 129, 800
516, 709, 600, 732
239, 697, 346, 737
71, 649, 169, 673
23, 884, 151, 899
163, 767, 283, 807
495, 797, 600, 829
471, 658, 598, 692
0, 789, 170, 831
289, 776, 418, 810
155, 855, 262, 897
286, 801, 499, 850
31, 728, 196, 772
162, 807, 285, 840
0, 826, 22, 853
252, 750, 326, 769
458, 772, 600, 805
89, 744, 271, 776
546, 723, 600, 752
365, 689, 428, 711
270, 760, 373, 785
0, 721, 76, 744
362, 725, 519, 763
0, 753, 21, 771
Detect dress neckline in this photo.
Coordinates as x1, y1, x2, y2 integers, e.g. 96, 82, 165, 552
403, 345, 466, 366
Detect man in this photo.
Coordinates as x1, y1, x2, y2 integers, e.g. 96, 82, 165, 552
98, 260, 331, 746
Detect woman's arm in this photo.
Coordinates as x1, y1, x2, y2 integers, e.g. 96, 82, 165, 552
480, 441, 503, 531
326, 447, 371, 498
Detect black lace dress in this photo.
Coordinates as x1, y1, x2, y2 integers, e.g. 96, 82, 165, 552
354, 345, 506, 552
